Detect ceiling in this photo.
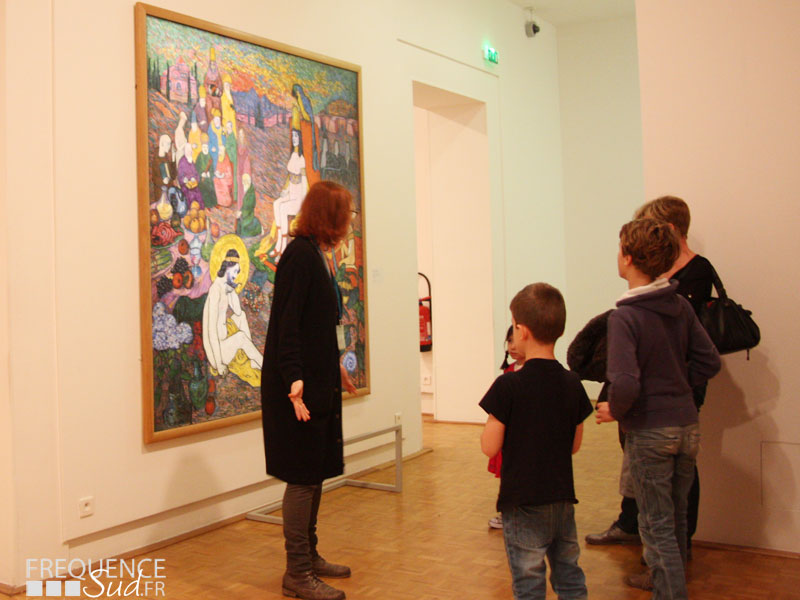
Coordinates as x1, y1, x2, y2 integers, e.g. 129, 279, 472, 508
507, 0, 634, 26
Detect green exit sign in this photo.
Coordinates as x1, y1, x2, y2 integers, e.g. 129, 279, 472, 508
484, 47, 499, 64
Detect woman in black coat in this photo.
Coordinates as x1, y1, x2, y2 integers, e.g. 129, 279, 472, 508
261, 180, 357, 600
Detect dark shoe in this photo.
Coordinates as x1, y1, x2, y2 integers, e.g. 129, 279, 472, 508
625, 570, 654, 591
585, 524, 641, 545
312, 555, 351, 578
282, 571, 345, 600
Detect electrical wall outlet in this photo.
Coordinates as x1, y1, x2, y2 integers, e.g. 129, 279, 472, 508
78, 496, 94, 518
394, 412, 402, 425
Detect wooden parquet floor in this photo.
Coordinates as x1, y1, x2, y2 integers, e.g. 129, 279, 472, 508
4, 417, 799, 599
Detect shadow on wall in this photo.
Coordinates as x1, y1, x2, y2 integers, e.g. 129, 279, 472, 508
697, 348, 787, 547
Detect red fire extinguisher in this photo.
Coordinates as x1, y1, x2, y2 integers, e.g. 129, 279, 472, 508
418, 272, 432, 352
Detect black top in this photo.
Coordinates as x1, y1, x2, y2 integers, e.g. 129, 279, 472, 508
261, 237, 344, 485
673, 254, 714, 316
672, 254, 716, 408
479, 359, 593, 512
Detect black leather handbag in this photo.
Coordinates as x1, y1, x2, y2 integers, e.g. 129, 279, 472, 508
700, 269, 760, 358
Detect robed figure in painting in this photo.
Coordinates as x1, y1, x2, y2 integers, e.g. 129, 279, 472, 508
237, 173, 262, 238
214, 144, 234, 208
236, 128, 251, 207
196, 134, 217, 209
208, 109, 223, 170
151, 134, 175, 195
204, 47, 223, 122
271, 128, 309, 257
178, 143, 203, 210
192, 86, 209, 133
291, 84, 321, 186
221, 74, 237, 138
224, 119, 238, 208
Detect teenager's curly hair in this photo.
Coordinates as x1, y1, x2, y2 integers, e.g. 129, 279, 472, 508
619, 218, 680, 279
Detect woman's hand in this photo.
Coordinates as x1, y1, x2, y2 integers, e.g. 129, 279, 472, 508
288, 379, 310, 421
340, 364, 357, 394
595, 401, 615, 424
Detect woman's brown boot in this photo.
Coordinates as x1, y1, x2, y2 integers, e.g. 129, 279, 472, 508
282, 570, 345, 600
311, 555, 351, 578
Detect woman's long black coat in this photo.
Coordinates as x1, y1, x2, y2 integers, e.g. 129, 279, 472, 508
261, 236, 344, 485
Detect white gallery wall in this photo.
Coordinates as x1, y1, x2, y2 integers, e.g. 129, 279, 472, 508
1, 0, 567, 586
557, 15, 645, 378
636, 0, 800, 553
4, 0, 63, 586
0, 0, 17, 588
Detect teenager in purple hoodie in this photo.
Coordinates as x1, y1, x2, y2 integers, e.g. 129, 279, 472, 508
597, 218, 720, 599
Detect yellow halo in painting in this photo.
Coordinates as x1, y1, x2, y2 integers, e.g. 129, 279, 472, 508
209, 234, 249, 294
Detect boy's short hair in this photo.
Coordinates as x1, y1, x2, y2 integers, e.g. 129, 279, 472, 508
510, 283, 566, 344
634, 195, 691, 237
619, 218, 680, 279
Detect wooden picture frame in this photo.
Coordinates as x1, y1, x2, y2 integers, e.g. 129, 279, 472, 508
135, 3, 369, 443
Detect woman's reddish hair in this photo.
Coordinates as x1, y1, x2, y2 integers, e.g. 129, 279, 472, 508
293, 181, 352, 246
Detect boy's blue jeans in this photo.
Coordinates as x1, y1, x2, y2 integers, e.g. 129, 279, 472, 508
627, 424, 700, 600
502, 502, 587, 600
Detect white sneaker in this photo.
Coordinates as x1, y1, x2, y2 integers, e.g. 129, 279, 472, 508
488, 515, 503, 529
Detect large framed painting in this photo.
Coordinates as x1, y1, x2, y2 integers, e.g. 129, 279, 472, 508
134, 4, 369, 443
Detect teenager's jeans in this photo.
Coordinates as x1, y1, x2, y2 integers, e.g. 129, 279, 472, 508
282, 483, 323, 573
502, 502, 587, 600
615, 468, 700, 540
627, 425, 700, 600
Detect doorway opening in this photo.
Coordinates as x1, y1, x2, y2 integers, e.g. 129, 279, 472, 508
413, 81, 493, 423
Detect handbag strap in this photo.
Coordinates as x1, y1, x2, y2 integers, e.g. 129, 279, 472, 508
710, 267, 729, 302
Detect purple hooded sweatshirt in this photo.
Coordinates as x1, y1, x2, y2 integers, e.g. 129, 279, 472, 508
607, 280, 720, 432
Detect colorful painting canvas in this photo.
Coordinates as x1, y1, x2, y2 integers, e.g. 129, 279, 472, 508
135, 4, 369, 443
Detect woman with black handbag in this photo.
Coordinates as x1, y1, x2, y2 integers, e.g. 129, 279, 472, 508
638, 197, 713, 558
585, 196, 714, 579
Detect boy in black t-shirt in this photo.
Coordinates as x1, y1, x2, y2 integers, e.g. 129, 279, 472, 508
480, 283, 593, 600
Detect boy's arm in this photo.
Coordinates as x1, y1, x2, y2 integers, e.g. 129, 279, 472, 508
606, 311, 640, 421
572, 423, 584, 454
481, 414, 505, 458
478, 375, 510, 458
